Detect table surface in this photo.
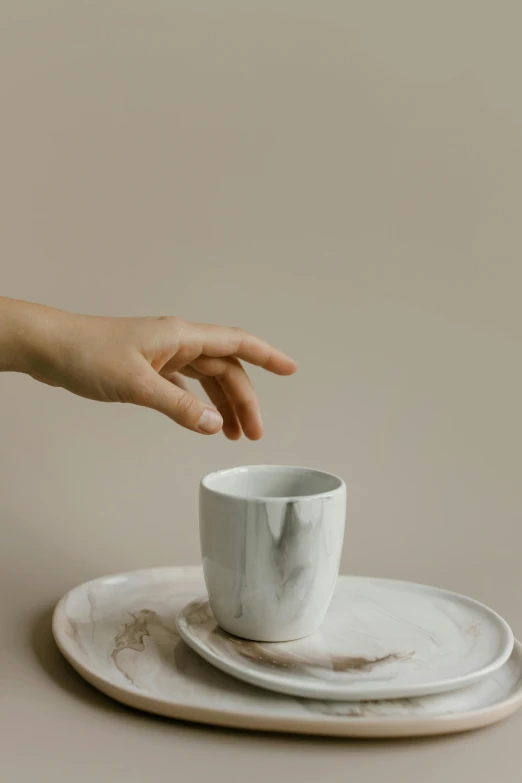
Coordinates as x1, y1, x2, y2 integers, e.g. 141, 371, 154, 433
2, 1, 522, 780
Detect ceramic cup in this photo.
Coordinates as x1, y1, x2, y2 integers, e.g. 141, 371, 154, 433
199, 465, 346, 642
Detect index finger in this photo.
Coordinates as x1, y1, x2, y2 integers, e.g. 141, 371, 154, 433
189, 323, 298, 375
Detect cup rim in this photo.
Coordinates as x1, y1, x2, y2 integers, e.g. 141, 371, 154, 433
200, 464, 346, 503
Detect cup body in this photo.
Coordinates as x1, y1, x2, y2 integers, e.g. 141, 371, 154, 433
199, 465, 346, 642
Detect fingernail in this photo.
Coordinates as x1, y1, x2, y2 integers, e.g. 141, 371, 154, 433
197, 408, 223, 434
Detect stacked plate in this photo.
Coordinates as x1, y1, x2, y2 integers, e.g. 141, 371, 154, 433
53, 567, 522, 738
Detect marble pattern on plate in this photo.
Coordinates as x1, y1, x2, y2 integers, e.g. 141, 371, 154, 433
52, 567, 522, 736
176, 574, 513, 700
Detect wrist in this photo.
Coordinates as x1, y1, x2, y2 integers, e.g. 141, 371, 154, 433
0, 297, 61, 375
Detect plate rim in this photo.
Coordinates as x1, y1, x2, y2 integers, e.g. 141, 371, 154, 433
52, 565, 521, 738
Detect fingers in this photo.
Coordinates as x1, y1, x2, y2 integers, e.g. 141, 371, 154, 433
200, 377, 242, 440
132, 318, 297, 437
160, 366, 245, 440
189, 323, 298, 375
161, 366, 240, 437
190, 355, 263, 440
166, 372, 190, 392
133, 365, 223, 435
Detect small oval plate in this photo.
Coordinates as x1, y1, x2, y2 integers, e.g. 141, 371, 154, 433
177, 574, 513, 701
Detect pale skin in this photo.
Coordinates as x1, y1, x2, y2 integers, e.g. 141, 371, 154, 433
0, 297, 297, 439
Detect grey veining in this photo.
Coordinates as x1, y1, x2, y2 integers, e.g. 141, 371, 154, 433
200, 466, 346, 642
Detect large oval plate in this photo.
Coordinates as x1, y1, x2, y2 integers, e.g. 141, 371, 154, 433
53, 567, 522, 738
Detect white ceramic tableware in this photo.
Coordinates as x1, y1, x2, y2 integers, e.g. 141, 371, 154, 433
177, 574, 514, 701
199, 465, 346, 642
52, 567, 522, 738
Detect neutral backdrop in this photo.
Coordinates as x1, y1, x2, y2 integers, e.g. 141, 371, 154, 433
1, 1, 521, 780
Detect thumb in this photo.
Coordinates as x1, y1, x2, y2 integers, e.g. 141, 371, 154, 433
134, 368, 223, 434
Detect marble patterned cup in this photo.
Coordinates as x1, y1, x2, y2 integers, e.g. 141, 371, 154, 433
199, 465, 346, 642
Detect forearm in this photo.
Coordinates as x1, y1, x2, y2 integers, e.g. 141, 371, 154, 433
0, 297, 58, 374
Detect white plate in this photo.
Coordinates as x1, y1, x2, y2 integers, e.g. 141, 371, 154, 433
177, 575, 513, 700
52, 567, 522, 738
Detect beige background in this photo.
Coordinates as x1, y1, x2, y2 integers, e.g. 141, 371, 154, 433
1, 1, 521, 780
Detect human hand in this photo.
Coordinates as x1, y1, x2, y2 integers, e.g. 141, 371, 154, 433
0, 298, 297, 439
